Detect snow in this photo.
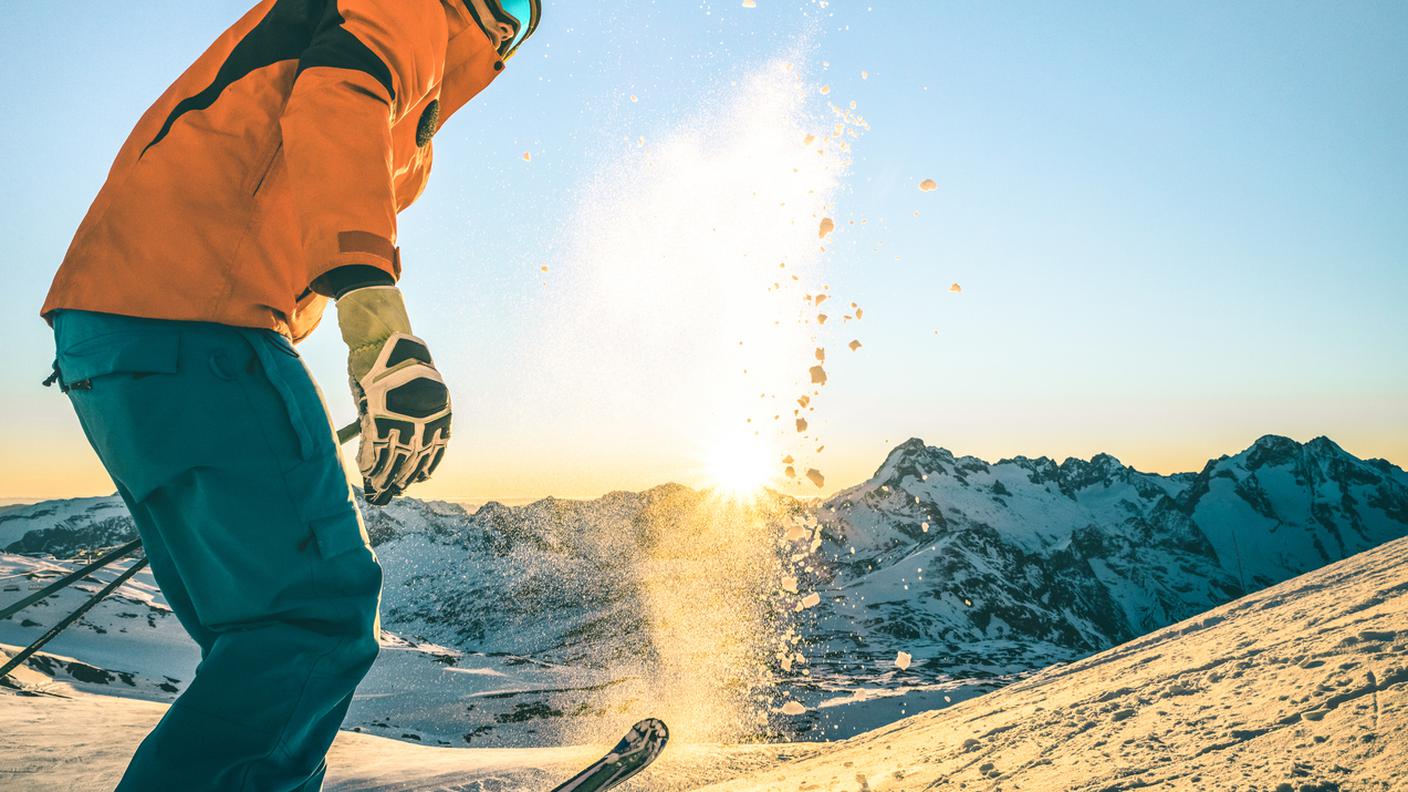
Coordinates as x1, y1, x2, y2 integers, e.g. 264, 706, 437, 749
3, 433, 1406, 775
696, 534, 1408, 790
0, 552, 616, 748
6, 533, 1405, 790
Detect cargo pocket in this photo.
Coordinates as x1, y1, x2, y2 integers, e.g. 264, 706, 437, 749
307, 510, 382, 601
53, 330, 183, 502
56, 331, 180, 388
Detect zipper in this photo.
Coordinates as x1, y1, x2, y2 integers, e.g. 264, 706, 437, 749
250, 141, 283, 195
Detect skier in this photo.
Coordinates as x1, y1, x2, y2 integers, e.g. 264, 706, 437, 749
39, 1, 539, 789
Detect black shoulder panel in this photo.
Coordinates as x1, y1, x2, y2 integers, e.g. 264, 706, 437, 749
296, 0, 396, 103
143, 0, 396, 157
143, 0, 325, 155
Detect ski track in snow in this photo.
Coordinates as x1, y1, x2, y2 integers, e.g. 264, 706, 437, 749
5, 533, 1407, 790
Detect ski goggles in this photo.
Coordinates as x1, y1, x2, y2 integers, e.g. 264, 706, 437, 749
463, 0, 542, 60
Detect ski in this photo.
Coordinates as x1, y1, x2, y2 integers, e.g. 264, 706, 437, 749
550, 718, 669, 792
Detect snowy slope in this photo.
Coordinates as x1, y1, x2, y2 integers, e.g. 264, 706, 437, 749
0, 552, 606, 748
697, 532, 1408, 792
4, 531, 1405, 791
3, 434, 1406, 745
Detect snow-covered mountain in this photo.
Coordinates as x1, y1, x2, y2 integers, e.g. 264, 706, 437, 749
805, 434, 1408, 666
7, 520, 1406, 791
3, 434, 1406, 744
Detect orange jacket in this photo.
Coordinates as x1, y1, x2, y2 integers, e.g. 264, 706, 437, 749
43, 0, 536, 341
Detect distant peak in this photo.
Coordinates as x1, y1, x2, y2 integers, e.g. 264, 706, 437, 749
1059, 452, 1124, 471
1305, 436, 1346, 455
1242, 434, 1304, 470
893, 437, 929, 454
1090, 452, 1123, 468
872, 437, 954, 482
1251, 434, 1298, 450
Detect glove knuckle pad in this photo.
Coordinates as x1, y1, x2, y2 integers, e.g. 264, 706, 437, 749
385, 377, 449, 418
385, 337, 434, 367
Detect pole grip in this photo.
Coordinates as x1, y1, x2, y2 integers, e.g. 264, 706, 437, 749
336, 421, 360, 445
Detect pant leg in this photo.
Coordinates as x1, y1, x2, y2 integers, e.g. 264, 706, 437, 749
66, 402, 219, 659
117, 482, 219, 658
52, 311, 381, 792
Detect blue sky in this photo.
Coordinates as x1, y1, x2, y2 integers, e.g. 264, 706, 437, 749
2, 1, 1405, 501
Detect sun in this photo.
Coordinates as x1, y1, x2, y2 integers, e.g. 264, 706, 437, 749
703, 433, 777, 502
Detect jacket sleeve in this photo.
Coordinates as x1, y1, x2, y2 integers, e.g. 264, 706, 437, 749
279, 0, 443, 288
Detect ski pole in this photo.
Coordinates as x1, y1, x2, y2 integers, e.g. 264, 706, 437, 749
0, 424, 364, 682
336, 420, 360, 445
0, 426, 359, 620
0, 556, 150, 681
0, 539, 143, 621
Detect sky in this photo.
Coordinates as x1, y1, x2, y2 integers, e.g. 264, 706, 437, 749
1, 1, 1405, 504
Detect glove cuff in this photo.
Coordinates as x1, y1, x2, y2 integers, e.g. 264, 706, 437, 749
336, 285, 413, 381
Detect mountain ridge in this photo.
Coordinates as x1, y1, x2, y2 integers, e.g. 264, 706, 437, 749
3, 433, 1406, 742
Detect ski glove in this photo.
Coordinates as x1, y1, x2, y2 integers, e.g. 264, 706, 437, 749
335, 286, 451, 505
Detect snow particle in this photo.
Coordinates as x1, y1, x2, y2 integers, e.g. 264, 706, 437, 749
818, 217, 835, 239
806, 468, 825, 488
849, 339, 862, 351
949, 282, 962, 293
919, 178, 937, 192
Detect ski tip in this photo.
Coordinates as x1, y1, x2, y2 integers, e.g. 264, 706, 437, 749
550, 718, 672, 792
630, 717, 669, 744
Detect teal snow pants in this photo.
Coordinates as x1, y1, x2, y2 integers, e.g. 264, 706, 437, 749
51, 310, 382, 792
